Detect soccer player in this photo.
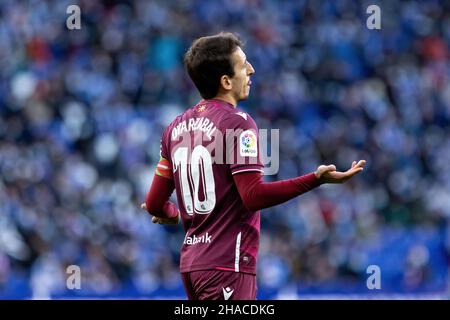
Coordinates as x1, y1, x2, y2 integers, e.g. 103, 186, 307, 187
141, 32, 366, 300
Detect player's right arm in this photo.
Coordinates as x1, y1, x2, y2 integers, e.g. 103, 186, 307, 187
141, 158, 180, 224
233, 160, 366, 212
141, 126, 181, 225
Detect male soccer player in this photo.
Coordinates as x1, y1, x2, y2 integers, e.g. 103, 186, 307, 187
141, 32, 366, 300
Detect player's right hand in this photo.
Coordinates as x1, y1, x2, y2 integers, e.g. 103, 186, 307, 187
315, 160, 366, 184
140, 203, 181, 225
151, 214, 180, 225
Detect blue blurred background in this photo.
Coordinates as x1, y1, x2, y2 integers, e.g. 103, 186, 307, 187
1, 0, 450, 299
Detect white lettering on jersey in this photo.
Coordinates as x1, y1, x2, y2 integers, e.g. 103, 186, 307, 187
172, 118, 217, 141
183, 232, 213, 245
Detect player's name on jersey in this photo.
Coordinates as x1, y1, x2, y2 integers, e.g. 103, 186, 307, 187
171, 117, 217, 141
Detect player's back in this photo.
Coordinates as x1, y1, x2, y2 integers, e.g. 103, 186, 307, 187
160, 98, 264, 275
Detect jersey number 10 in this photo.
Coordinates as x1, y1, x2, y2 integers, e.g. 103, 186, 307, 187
173, 146, 216, 215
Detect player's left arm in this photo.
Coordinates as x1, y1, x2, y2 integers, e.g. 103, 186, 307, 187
140, 156, 180, 225
233, 160, 366, 212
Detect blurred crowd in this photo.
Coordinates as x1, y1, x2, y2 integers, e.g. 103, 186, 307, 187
1, 0, 450, 298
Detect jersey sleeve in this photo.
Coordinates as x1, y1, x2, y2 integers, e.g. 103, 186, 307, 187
233, 171, 320, 212
224, 112, 264, 175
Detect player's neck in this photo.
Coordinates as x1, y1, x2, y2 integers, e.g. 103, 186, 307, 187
212, 94, 237, 108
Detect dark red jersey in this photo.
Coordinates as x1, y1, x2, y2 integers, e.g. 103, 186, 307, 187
160, 98, 264, 274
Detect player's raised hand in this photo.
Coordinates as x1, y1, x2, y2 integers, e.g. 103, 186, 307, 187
140, 203, 180, 225
315, 160, 366, 184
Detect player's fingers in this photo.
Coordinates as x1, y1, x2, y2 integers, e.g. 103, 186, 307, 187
152, 216, 159, 223
355, 160, 366, 168
347, 160, 365, 172
346, 167, 364, 178
140, 203, 147, 210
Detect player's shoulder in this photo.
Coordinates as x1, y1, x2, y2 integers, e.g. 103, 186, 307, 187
220, 106, 258, 130
163, 114, 180, 133
163, 104, 197, 131
161, 103, 202, 140
161, 112, 185, 142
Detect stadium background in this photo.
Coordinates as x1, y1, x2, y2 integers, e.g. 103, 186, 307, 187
1, 0, 450, 299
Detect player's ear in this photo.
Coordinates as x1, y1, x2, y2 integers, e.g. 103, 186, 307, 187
220, 75, 232, 91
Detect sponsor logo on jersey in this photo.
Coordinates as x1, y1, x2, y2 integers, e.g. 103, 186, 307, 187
183, 232, 212, 245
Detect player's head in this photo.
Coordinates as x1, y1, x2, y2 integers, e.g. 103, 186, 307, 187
184, 32, 255, 105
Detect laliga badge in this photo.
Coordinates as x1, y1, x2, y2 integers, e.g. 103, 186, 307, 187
239, 130, 258, 157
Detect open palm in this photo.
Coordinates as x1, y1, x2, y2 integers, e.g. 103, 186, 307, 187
315, 160, 366, 184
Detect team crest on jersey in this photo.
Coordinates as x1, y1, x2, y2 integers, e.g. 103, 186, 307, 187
239, 130, 258, 157
197, 104, 207, 112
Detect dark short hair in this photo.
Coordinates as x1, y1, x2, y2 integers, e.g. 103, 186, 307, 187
184, 32, 243, 99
